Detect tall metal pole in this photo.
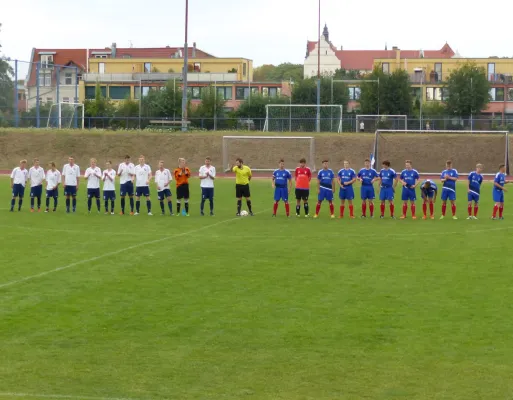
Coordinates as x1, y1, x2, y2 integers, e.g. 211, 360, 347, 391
74, 67, 78, 128
181, 0, 189, 132
316, 0, 321, 133
14, 60, 19, 127
214, 81, 217, 131
138, 78, 142, 129
470, 77, 473, 132
419, 73, 423, 129
289, 78, 293, 132
36, 62, 40, 128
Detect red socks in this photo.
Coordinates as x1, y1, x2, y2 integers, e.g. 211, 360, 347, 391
411, 204, 416, 217
468, 204, 472, 216
493, 205, 499, 218
349, 205, 354, 217
273, 202, 278, 215
315, 202, 321, 215
369, 203, 374, 217
442, 203, 447, 216
285, 202, 290, 216
423, 203, 427, 216
380, 203, 385, 216
499, 206, 504, 218
451, 204, 456, 216
329, 202, 334, 215
429, 203, 434, 216
340, 205, 345, 217
362, 203, 367, 217
390, 204, 394, 217
474, 205, 478, 217
402, 203, 408, 216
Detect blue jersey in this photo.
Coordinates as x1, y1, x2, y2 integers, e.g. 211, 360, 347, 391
494, 172, 506, 192
441, 168, 459, 190
317, 169, 335, 189
468, 171, 483, 194
338, 168, 356, 186
273, 169, 291, 188
379, 168, 397, 187
400, 169, 420, 188
420, 180, 437, 196
358, 168, 378, 186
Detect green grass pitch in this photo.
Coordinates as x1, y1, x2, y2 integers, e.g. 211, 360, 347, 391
1, 176, 513, 400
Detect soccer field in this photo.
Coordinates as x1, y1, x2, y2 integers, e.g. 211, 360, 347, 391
1, 177, 513, 400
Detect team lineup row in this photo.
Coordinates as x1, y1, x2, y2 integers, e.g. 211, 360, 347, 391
8, 156, 511, 220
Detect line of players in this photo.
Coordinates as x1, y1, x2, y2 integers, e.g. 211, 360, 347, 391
9, 155, 217, 216
271, 158, 510, 220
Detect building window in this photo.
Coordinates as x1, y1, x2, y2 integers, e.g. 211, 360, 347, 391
144, 62, 152, 73
135, 86, 155, 98
235, 86, 258, 100
193, 63, 201, 72
382, 63, 390, 74
98, 63, 105, 74
243, 63, 247, 76
40, 54, 54, 69
490, 88, 505, 101
411, 87, 421, 101
488, 63, 495, 80
109, 86, 131, 100
65, 72, 72, 85
122, 55, 131, 59
217, 87, 232, 100
85, 86, 107, 99
190, 86, 202, 99
17, 93, 24, 100
434, 63, 442, 82
260, 87, 281, 97
348, 87, 361, 100
62, 97, 69, 103
426, 87, 442, 101
94, 55, 107, 59
39, 73, 52, 86
441, 88, 449, 101
509, 88, 513, 101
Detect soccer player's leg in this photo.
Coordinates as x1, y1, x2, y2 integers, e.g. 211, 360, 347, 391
283, 188, 290, 217
303, 190, 310, 217
200, 188, 206, 215
379, 189, 386, 218
235, 185, 243, 216
314, 189, 324, 218
158, 191, 165, 215
440, 189, 449, 219
243, 185, 253, 215
87, 189, 93, 212
492, 191, 504, 219
135, 188, 141, 215
145, 187, 152, 215
95, 189, 101, 212
389, 191, 395, 218
167, 190, 174, 216
104, 191, 109, 213
449, 192, 457, 219
184, 184, 190, 216
35, 185, 42, 211
400, 188, 408, 219
273, 187, 281, 217
208, 188, 214, 216
295, 189, 302, 216
110, 191, 116, 214
45, 189, 51, 212
30, 187, 35, 211
10, 185, 17, 212
64, 186, 71, 213
410, 191, 417, 219
339, 189, 346, 218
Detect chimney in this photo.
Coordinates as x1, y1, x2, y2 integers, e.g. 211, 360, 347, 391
111, 42, 117, 58
340, 46, 343, 51
392, 46, 398, 51
192, 42, 197, 58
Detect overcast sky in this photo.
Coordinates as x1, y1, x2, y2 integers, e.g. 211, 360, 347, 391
2, 0, 512, 68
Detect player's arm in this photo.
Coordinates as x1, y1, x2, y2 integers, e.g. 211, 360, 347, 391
294, 168, 298, 182
393, 174, 398, 189
10, 170, 14, 188
337, 175, 343, 188
271, 173, 276, 189
185, 167, 191, 177
307, 168, 312, 182
288, 176, 292, 193
210, 167, 216, 180
331, 177, 336, 193
494, 180, 504, 190
317, 178, 321, 194
76, 168, 80, 189
248, 168, 252, 181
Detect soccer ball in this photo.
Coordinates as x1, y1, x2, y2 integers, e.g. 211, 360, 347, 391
240, 210, 249, 217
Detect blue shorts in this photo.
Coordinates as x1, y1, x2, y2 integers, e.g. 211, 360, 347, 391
379, 187, 394, 201
103, 190, 116, 201
339, 185, 354, 200
493, 190, 505, 203
120, 182, 134, 197
274, 186, 289, 202
201, 187, 214, 201
360, 185, 375, 200
136, 186, 150, 197
64, 185, 77, 196
441, 188, 456, 201
467, 192, 480, 203
422, 190, 435, 199
87, 188, 100, 198
30, 185, 43, 198
12, 183, 25, 198
401, 187, 416, 201
318, 186, 334, 202
46, 189, 58, 198
158, 189, 172, 200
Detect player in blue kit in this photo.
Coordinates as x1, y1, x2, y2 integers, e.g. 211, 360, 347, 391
314, 159, 336, 219
337, 160, 356, 218
492, 164, 511, 219
378, 160, 397, 218
357, 159, 378, 218
420, 180, 438, 219
440, 160, 459, 219
467, 163, 483, 220
399, 160, 420, 219
272, 159, 292, 217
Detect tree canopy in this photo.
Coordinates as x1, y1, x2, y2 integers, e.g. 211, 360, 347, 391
253, 63, 303, 82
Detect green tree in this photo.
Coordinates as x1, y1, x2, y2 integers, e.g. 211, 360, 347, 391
235, 94, 289, 120
253, 63, 303, 82
445, 62, 490, 117
291, 77, 348, 108
421, 101, 446, 119
0, 23, 14, 125
142, 80, 181, 119
359, 67, 412, 115
332, 68, 360, 80
112, 98, 140, 129
84, 84, 115, 128
189, 86, 226, 129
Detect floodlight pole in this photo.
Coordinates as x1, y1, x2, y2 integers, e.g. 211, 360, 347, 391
181, 0, 189, 132
289, 78, 294, 132
316, 0, 321, 133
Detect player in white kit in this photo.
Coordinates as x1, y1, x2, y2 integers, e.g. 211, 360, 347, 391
134, 155, 153, 216
10, 159, 29, 212
199, 156, 216, 216
84, 158, 102, 213
28, 158, 46, 212
102, 161, 117, 215
155, 160, 174, 216
45, 162, 61, 212
62, 156, 80, 213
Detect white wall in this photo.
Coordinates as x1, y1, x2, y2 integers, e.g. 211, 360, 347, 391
304, 37, 340, 78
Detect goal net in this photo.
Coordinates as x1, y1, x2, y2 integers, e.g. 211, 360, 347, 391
373, 129, 509, 175
47, 102, 85, 129
222, 136, 316, 172
356, 115, 407, 132
263, 105, 343, 133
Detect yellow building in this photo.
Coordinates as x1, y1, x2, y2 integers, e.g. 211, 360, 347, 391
373, 55, 513, 114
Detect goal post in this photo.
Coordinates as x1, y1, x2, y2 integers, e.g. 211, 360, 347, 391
356, 115, 407, 132
263, 104, 343, 133
47, 102, 85, 129
222, 136, 316, 172
373, 129, 509, 175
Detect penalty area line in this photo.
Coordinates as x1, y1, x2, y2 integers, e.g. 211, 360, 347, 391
0, 209, 270, 291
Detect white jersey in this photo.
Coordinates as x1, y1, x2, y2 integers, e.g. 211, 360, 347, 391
155, 168, 172, 191
11, 167, 29, 186
85, 167, 102, 189
134, 164, 152, 187
118, 162, 135, 185
46, 169, 61, 190
199, 165, 216, 188
103, 169, 116, 191
62, 163, 80, 186
28, 166, 45, 187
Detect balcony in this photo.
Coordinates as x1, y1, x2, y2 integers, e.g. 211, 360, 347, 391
82, 72, 239, 83
489, 73, 513, 84
409, 71, 445, 84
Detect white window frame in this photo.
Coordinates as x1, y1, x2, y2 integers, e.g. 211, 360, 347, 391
65, 72, 73, 85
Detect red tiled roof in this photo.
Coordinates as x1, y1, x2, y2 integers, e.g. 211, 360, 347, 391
306, 41, 455, 70
112, 47, 214, 59
28, 48, 89, 86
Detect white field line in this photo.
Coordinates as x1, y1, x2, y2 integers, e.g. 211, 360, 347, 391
0, 393, 137, 400
0, 209, 270, 290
